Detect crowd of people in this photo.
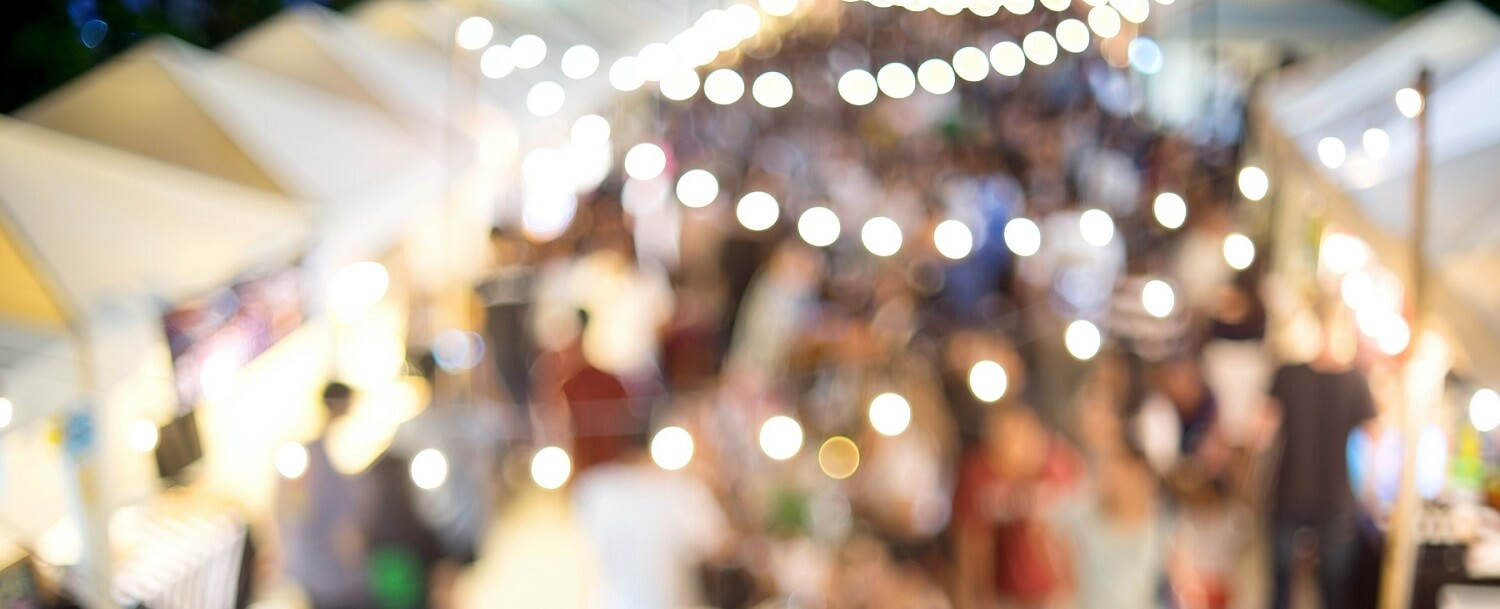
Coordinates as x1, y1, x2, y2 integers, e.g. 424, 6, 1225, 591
269, 3, 1395, 609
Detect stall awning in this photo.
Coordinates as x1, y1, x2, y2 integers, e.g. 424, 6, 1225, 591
17, 37, 432, 206
0, 117, 308, 328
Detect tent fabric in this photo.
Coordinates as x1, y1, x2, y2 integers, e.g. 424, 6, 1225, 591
223, 6, 457, 142
0, 117, 308, 325
18, 37, 432, 207
1261, 1, 1500, 386
0, 221, 67, 328
1154, 0, 1389, 42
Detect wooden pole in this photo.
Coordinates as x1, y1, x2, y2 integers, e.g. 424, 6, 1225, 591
1379, 66, 1432, 609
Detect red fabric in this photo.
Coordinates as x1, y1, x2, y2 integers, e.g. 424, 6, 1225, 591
954, 441, 1082, 602
561, 364, 633, 473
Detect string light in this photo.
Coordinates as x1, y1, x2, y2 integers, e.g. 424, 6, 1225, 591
1008, 0, 1036, 15
511, 35, 547, 69
411, 448, 449, 490
651, 426, 696, 470
737, 191, 781, 231
1004, 217, 1042, 256
526, 81, 565, 117
1056, 19, 1091, 53
753, 72, 794, 108
560, 44, 600, 79
1223, 233, 1256, 271
952, 47, 991, 82
1153, 192, 1186, 229
1065, 320, 1103, 360
1471, 389, 1500, 433
916, 58, 956, 94
660, 68, 701, 101
531, 446, 572, 489
759, 415, 804, 460
1238, 166, 1269, 201
1079, 209, 1114, 247
455, 16, 494, 51
571, 114, 611, 145
480, 45, 515, 79
868, 393, 913, 436
624, 143, 668, 181
1395, 87, 1424, 118
798, 206, 842, 247
839, 69, 880, 106
1022, 31, 1059, 66
877, 63, 918, 99
862, 217, 904, 257
276, 442, 309, 479
676, 169, 720, 208
1318, 136, 1347, 169
968, 360, 1008, 402
704, 69, 746, 105
1141, 280, 1175, 318
609, 56, 646, 91
934, 220, 974, 259
1088, 5, 1122, 38
761, 0, 799, 17
818, 437, 860, 480
1363, 128, 1390, 160
990, 41, 1026, 77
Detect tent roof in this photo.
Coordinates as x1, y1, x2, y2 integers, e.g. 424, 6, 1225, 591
17, 37, 431, 205
0, 117, 307, 327
1156, 0, 1389, 42
222, 6, 456, 141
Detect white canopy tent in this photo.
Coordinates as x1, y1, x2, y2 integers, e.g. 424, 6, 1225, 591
17, 37, 446, 286
0, 115, 307, 560
1260, 0, 1500, 386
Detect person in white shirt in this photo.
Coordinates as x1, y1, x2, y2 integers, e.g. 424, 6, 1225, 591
570, 426, 732, 609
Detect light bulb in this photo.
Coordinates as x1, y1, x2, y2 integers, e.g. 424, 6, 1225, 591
877, 63, 917, 99
1065, 320, 1102, 360
737, 191, 781, 231
861, 217, 904, 257
798, 206, 842, 247
651, 426, 695, 470
1004, 218, 1042, 256
934, 220, 974, 259
869, 393, 913, 436
838, 69, 879, 106
676, 169, 719, 208
968, 360, 1008, 402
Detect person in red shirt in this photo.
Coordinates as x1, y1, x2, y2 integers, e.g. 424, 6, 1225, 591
953, 405, 1083, 609
532, 309, 640, 475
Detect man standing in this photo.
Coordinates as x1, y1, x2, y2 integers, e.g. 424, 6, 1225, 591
1266, 312, 1376, 609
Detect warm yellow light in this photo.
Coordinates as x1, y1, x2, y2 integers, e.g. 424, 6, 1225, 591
651, 426, 695, 470
530, 446, 572, 489
1057, 19, 1091, 53
934, 220, 974, 259
1079, 209, 1114, 247
753, 72, 794, 108
1004, 217, 1041, 256
560, 44, 599, 79
1237, 166, 1269, 201
968, 360, 1008, 402
818, 436, 860, 480
526, 81, 565, 117
760, 0, 799, 16
128, 420, 158, 454
660, 68, 701, 101
1395, 87, 1424, 118
917, 59, 956, 95
276, 442, 309, 479
878, 63, 917, 99
624, 143, 667, 181
1142, 280, 1175, 318
1153, 192, 1186, 230
704, 69, 746, 105
990, 41, 1026, 77
1088, 5, 1122, 38
1223, 233, 1255, 271
952, 47, 991, 82
1065, 320, 1103, 360
1471, 389, 1500, 433
759, 415, 804, 460
737, 191, 781, 231
676, 169, 720, 208
455, 16, 494, 51
861, 217, 904, 257
869, 392, 912, 436
1023, 31, 1059, 66
838, 69, 879, 106
798, 206, 841, 247
411, 448, 449, 490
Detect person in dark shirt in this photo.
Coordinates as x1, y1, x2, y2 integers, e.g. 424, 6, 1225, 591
1265, 313, 1376, 609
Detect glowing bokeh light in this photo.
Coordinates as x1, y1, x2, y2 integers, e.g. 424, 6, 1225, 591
526, 81, 565, 117
1471, 389, 1500, 433
868, 393, 913, 436
1004, 217, 1042, 256
968, 360, 1009, 403
838, 69, 879, 106
276, 442, 309, 479
1141, 280, 1175, 318
676, 169, 720, 208
624, 143, 668, 181
1153, 192, 1186, 229
1079, 209, 1115, 247
1065, 319, 1103, 361
560, 44, 599, 79
878, 63, 918, 99
737, 191, 781, 231
798, 206, 842, 247
1238, 166, 1269, 201
1318, 136, 1347, 169
455, 17, 494, 51
411, 448, 449, 490
531, 446, 572, 489
952, 47, 991, 82
759, 415, 804, 460
651, 426, 696, 470
1223, 233, 1256, 271
818, 436, 860, 479
917, 59, 956, 94
861, 217, 904, 257
990, 41, 1026, 77
704, 69, 746, 105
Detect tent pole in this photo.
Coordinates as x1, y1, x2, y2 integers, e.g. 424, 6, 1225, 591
1379, 66, 1431, 609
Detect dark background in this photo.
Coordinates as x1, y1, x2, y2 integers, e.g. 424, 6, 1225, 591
1, 0, 1496, 114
